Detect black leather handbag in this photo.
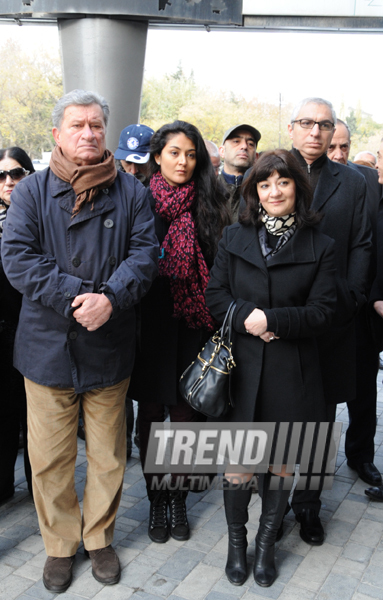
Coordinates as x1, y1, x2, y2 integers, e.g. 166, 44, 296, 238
179, 301, 236, 418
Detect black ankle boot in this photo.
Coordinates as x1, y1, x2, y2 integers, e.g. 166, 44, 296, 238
168, 490, 189, 540
254, 473, 292, 587
223, 483, 252, 586
148, 490, 169, 543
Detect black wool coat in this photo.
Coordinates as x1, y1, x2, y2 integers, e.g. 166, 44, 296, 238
308, 157, 372, 404
205, 223, 336, 423
129, 189, 211, 406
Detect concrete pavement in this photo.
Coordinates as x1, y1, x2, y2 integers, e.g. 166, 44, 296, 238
2, 384, 383, 600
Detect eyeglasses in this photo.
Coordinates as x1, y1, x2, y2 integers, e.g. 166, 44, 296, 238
292, 119, 335, 131
0, 168, 30, 182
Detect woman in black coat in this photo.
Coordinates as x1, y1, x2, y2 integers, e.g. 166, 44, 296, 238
129, 121, 230, 544
0, 146, 34, 503
205, 150, 336, 588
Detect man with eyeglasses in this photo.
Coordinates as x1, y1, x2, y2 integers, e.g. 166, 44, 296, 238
376, 139, 383, 184
365, 138, 383, 501
283, 98, 372, 546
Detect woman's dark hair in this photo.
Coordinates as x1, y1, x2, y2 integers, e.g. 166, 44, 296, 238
240, 149, 321, 228
0, 147, 35, 174
149, 120, 231, 265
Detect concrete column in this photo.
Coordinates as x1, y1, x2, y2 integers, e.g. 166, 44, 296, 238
58, 17, 148, 150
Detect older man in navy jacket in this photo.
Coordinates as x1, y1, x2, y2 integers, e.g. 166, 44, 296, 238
1, 90, 158, 593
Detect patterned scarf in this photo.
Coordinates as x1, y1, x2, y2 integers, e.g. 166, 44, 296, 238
150, 171, 215, 331
258, 208, 297, 260
261, 209, 296, 235
50, 145, 117, 216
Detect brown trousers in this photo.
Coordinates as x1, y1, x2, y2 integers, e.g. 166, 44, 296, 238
25, 377, 130, 557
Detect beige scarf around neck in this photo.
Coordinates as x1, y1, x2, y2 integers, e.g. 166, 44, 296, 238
50, 145, 117, 216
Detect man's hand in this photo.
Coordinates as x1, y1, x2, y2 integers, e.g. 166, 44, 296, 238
374, 300, 383, 319
72, 293, 113, 331
244, 308, 267, 337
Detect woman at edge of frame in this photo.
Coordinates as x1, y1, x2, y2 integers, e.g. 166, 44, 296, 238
0, 146, 34, 503
205, 149, 337, 588
128, 120, 231, 544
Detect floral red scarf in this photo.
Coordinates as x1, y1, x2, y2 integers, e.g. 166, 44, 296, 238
150, 171, 215, 331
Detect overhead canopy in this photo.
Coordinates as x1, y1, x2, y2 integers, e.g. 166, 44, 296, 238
1, 0, 382, 149
1, 0, 383, 31
0, 0, 242, 26
243, 0, 383, 32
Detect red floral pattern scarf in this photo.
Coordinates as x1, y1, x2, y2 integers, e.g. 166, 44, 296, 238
150, 171, 215, 331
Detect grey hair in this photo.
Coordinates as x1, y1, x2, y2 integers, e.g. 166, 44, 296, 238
290, 97, 336, 126
336, 118, 351, 138
354, 150, 377, 162
204, 139, 220, 158
52, 89, 110, 129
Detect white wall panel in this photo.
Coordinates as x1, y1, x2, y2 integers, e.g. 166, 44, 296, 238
243, 0, 383, 18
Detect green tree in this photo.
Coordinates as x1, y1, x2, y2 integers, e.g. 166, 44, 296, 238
346, 110, 358, 136
140, 65, 196, 129
0, 39, 63, 158
141, 72, 293, 152
343, 105, 383, 158
140, 67, 383, 159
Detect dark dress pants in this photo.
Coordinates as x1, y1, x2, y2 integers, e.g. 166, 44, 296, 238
345, 308, 378, 464
291, 403, 337, 515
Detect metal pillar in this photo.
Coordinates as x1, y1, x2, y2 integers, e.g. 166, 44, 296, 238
58, 17, 148, 150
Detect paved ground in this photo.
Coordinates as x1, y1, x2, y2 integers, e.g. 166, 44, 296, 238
2, 382, 383, 600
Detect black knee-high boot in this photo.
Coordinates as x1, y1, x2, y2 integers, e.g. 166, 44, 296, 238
257, 473, 290, 542
223, 481, 252, 586
254, 472, 293, 587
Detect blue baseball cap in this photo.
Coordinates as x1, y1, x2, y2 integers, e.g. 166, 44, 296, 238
115, 124, 154, 164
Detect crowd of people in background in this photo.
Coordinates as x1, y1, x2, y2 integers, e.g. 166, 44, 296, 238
1, 90, 383, 593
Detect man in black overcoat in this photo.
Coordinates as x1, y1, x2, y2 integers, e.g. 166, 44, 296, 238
365, 137, 383, 501
286, 98, 372, 545
327, 120, 383, 489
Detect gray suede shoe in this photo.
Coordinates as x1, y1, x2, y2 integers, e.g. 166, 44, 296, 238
43, 555, 75, 593
86, 545, 121, 584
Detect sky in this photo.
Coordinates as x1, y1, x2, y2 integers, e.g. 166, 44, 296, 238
1, 20, 382, 123
144, 28, 383, 123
